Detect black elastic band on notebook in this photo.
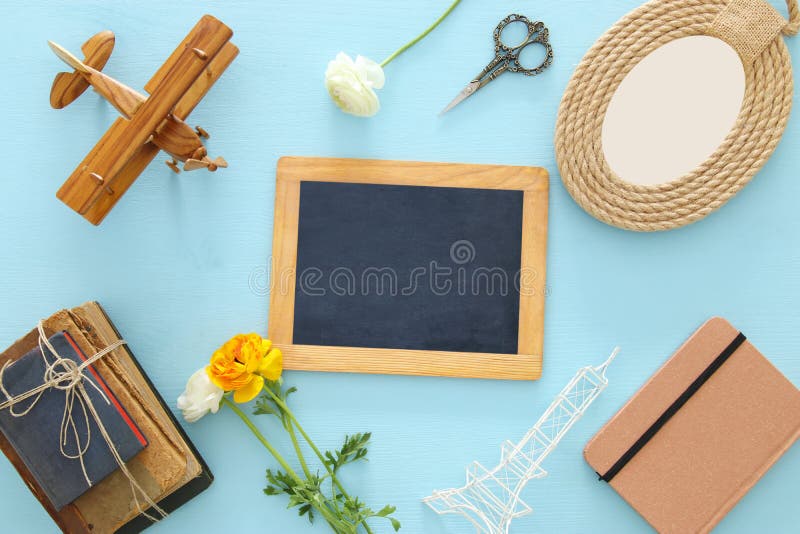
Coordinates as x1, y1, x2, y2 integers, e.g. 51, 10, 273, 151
598, 332, 746, 483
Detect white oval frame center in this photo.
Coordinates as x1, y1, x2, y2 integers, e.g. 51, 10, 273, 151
602, 36, 745, 186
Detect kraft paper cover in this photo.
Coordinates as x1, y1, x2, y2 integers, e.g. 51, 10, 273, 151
584, 317, 800, 533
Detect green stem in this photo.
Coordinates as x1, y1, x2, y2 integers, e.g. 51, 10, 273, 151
222, 398, 344, 531
287, 423, 345, 528
223, 397, 300, 479
380, 0, 463, 68
264, 388, 374, 534
287, 419, 313, 479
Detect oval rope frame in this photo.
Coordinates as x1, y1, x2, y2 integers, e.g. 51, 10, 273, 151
555, 0, 799, 231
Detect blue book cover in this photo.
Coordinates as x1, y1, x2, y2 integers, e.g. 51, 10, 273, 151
0, 331, 147, 510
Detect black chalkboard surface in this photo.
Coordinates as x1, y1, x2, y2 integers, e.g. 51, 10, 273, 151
293, 181, 524, 354
268, 157, 548, 379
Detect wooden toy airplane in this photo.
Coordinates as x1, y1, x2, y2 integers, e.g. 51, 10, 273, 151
49, 15, 238, 224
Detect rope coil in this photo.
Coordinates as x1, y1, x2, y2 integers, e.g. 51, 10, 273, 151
785, 0, 800, 34
555, 0, 796, 231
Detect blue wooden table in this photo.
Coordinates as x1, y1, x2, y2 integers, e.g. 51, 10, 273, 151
1, 1, 798, 532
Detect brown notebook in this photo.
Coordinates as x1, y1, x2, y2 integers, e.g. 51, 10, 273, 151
584, 317, 800, 534
0, 302, 213, 533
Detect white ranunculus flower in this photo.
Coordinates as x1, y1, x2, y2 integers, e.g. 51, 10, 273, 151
177, 367, 224, 423
325, 52, 385, 117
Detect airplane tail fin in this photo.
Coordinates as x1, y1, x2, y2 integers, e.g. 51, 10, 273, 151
48, 31, 114, 109
48, 41, 90, 73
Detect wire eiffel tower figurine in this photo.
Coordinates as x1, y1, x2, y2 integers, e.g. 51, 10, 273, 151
423, 349, 618, 533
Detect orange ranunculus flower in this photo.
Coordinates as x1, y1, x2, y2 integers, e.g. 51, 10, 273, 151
206, 333, 283, 403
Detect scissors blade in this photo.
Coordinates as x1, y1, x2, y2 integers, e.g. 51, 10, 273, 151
439, 81, 481, 116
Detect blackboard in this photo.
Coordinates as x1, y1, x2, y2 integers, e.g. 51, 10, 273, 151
269, 157, 548, 380
293, 182, 523, 354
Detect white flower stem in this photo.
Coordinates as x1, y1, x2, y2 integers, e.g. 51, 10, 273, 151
380, 0, 463, 68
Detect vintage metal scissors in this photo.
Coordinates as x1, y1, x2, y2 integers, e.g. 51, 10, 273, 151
440, 14, 553, 115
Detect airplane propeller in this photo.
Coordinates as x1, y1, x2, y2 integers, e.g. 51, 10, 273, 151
184, 156, 228, 172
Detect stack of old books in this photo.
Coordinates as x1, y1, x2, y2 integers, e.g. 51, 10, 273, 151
0, 302, 211, 533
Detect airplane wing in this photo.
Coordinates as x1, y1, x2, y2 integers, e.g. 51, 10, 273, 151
57, 15, 233, 220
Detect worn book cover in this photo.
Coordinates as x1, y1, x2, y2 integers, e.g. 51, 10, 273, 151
0, 331, 146, 510
0, 302, 213, 533
584, 317, 800, 533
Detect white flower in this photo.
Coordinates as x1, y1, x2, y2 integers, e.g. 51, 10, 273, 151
177, 367, 224, 423
325, 52, 385, 117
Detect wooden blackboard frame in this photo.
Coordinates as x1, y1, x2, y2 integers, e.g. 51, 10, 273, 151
268, 157, 549, 380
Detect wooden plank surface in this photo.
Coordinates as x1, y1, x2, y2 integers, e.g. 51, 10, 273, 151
277, 156, 548, 191
517, 182, 549, 364
173, 42, 239, 119
267, 177, 300, 345
279, 344, 541, 380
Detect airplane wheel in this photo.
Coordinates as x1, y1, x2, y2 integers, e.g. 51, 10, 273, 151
166, 159, 181, 173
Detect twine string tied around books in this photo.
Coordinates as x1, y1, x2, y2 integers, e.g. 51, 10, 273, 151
0, 322, 167, 522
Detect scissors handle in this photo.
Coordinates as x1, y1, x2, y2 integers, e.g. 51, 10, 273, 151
492, 14, 553, 77
473, 54, 508, 84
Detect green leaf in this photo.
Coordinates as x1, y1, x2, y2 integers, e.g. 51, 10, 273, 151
376, 505, 396, 517
286, 494, 305, 508
326, 432, 373, 473
265, 468, 297, 498
298, 504, 315, 523
262, 425, 399, 533
253, 396, 278, 417
264, 379, 297, 404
